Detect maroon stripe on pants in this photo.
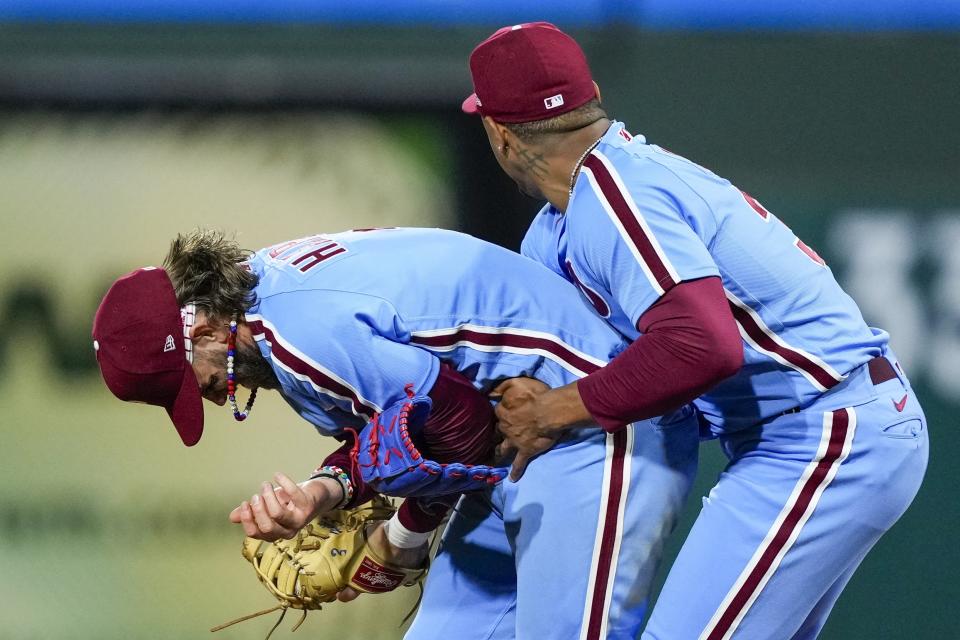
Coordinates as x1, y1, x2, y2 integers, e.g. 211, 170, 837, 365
414, 326, 626, 638
728, 302, 841, 390
248, 320, 375, 419
585, 428, 629, 640
705, 409, 850, 640
410, 329, 601, 375
582, 154, 677, 291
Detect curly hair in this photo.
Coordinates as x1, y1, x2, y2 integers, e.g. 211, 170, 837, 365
162, 229, 259, 321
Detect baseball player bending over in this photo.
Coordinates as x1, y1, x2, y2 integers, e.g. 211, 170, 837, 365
92, 228, 700, 639
463, 22, 929, 640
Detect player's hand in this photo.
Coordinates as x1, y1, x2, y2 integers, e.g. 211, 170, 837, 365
367, 520, 430, 570
324, 521, 428, 604
336, 587, 361, 603
491, 377, 562, 481
333, 521, 428, 605
228, 472, 342, 542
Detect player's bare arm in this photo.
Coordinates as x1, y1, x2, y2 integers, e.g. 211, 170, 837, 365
230, 363, 497, 541
229, 472, 344, 541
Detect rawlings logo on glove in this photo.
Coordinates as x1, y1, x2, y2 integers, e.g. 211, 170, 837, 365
353, 386, 509, 498
352, 557, 406, 592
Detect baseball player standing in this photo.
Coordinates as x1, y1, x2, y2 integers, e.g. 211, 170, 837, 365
92, 228, 700, 639
463, 22, 929, 640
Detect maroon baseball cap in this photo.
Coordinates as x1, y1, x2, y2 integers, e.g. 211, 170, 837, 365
462, 22, 596, 124
92, 267, 203, 447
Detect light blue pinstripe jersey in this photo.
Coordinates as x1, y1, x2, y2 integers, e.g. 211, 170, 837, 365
244, 228, 630, 436
522, 121, 886, 433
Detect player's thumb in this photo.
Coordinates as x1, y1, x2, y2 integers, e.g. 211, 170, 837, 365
509, 455, 529, 483
490, 379, 515, 399
337, 587, 362, 603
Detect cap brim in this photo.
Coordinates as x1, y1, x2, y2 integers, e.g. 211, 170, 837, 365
461, 93, 480, 115
166, 364, 204, 447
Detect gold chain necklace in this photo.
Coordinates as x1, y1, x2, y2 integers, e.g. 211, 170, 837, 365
568, 136, 604, 196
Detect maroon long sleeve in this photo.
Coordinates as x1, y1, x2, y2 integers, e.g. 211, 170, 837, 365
578, 276, 743, 432
322, 363, 497, 532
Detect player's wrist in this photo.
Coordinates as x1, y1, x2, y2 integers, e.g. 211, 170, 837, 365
372, 521, 428, 569
538, 383, 593, 435
385, 512, 432, 549
307, 464, 353, 509
301, 476, 345, 514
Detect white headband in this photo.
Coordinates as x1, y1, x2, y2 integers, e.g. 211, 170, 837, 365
180, 303, 197, 364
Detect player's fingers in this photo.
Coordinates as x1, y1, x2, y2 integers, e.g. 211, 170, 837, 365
274, 472, 311, 510
494, 402, 516, 426
509, 453, 531, 482
337, 587, 362, 603
229, 504, 243, 523
250, 493, 294, 538
489, 378, 515, 399
260, 481, 288, 520
238, 501, 262, 538
494, 441, 517, 464
273, 486, 294, 507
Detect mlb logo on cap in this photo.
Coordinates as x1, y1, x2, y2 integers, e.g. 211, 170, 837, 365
462, 22, 596, 124
544, 94, 565, 110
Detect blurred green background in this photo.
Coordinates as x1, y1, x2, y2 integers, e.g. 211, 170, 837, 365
1, 9, 957, 640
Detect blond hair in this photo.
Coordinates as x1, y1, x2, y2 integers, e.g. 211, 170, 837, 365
163, 229, 258, 321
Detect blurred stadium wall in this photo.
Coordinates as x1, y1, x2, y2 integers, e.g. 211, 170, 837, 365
0, 2, 956, 638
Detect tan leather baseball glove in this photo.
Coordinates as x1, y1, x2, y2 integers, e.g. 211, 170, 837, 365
212, 496, 427, 639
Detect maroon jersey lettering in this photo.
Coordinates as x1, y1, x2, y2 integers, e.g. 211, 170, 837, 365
266, 235, 349, 272
267, 239, 300, 259
739, 190, 771, 220
795, 238, 827, 267
291, 242, 347, 272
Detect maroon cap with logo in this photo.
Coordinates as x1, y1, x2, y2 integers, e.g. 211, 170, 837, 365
92, 267, 203, 446
462, 22, 596, 124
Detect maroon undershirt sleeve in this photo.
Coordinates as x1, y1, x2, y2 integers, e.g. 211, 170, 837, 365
578, 276, 743, 433
321, 363, 496, 533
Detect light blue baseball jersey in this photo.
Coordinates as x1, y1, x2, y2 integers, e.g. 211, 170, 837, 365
243, 228, 630, 437
522, 121, 887, 433
242, 228, 702, 638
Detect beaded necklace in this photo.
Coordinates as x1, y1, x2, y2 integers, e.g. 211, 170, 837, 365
226, 317, 257, 421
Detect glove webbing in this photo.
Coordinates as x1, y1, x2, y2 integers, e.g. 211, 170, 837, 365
210, 532, 322, 640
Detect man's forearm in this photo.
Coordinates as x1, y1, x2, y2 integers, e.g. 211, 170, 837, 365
530, 381, 595, 435
578, 277, 742, 431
